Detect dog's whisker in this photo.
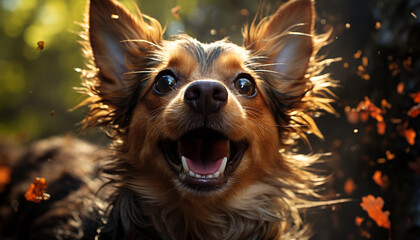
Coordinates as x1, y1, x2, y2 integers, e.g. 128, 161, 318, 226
243, 106, 273, 119
124, 70, 155, 75
246, 117, 272, 138
253, 69, 287, 76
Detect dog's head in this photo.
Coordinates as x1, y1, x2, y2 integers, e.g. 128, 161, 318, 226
81, 0, 334, 200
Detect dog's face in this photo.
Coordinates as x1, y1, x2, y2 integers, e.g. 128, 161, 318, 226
84, 0, 325, 199
129, 39, 280, 195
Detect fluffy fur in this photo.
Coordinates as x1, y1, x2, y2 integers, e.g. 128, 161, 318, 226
1, 0, 337, 239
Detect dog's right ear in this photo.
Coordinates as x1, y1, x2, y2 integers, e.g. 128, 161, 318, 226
88, 0, 163, 92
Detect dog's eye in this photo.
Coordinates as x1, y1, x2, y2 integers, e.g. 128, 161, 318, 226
234, 74, 256, 97
154, 71, 177, 94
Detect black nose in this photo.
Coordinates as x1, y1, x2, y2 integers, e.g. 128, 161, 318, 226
184, 80, 228, 117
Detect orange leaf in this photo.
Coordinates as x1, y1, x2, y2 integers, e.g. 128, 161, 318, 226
344, 178, 356, 195
170, 5, 181, 19
397, 82, 404, 94
353, 50, 362, 59
360, 195, 390, 229
381, 99, 392, 109
405, 128, 416, 145
386, 150, 395, 160
412, 92, 420, 103
36, 41, 45, 51
355, 216, 364, 227
0, 166, 11, 192
377, 121, 386, 135
372, 170, 388, 189
24, 178, 50, 203
362, 56, 368, 67
407, 104, 420, 118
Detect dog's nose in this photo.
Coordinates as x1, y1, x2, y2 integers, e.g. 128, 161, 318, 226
184, 80, 228, 116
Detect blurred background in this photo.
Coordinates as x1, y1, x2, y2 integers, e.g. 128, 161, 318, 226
0, 0, 419, 239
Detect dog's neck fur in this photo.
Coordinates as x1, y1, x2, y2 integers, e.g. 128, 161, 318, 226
97, 145, 322, 240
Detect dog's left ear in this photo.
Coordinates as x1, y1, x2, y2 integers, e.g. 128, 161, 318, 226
244, 0, 314, 81
81, 0, 163, 130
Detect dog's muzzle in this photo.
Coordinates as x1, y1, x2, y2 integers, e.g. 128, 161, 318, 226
159, 81, 248, 192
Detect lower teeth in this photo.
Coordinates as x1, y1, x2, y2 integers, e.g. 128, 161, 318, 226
185, 170, 219, 179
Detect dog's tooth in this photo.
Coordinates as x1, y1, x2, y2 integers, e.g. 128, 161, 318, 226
217, 157, 227, 174
195, 173, 202, 178
214, 172, 220, 178
189, 171, 194, 177
181, 156, 189, 172
207, 174, 214, 178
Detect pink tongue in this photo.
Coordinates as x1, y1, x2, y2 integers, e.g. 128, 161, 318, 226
185, 157, 224, 175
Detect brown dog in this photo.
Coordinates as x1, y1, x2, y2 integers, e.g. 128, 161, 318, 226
0, 0, 336, 239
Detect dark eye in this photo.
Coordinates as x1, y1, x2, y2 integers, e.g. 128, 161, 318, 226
234, 74, 256, 97
154, 71, 177, 94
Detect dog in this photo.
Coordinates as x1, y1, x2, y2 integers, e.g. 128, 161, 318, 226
0, 0, 336, 239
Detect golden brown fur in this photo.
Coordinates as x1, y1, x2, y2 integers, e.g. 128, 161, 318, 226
76, 0, 335, 239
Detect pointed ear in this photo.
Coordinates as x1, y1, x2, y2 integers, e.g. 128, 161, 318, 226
244, 0, 314, 80
88, 0, 163, 89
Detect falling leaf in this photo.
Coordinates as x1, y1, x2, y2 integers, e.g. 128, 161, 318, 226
411, 92, 420, 103
362, 57, 368, 67
372, 171, 383, 186
24, 178, 50, 203
355, 216, 364, 227
397, 82, 405, 94
377, 158, 386, 164
344, 178, 356, 195
375, 22, 381, 29
372, 170, 388, 190
360, 195, 390, 229
36, 41, 45, 51
408, 104, 420, 118
0, 166, 11, 192
405, 128, 416, 145
381, 99, 392, 109
411, 12, 418, 19
170, 5, 181, 19
50, 110, 55, 117
353, 50, 362, 59
377, 121, 386, 135
386, 150, 395, 160
361, 74, 370, 80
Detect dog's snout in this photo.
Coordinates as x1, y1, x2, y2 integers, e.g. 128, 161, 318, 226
184, 80, 228, 116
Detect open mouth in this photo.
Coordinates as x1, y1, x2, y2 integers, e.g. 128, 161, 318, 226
159, 128, 248, 191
